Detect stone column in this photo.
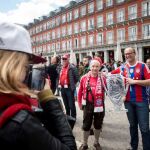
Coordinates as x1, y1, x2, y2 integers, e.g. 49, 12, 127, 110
104, 50, 109, 63
138, 47, 143, 62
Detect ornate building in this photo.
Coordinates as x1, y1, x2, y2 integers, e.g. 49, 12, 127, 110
27, 0, 150, 64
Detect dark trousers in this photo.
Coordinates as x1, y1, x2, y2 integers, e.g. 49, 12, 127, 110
124, 101, 150, 150
61, 87, 76, 119
82, 102, 105, 131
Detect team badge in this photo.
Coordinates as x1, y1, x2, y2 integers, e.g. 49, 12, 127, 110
96, 99, 102, 106
130, 69, 134, 73
136, 68, 140, 73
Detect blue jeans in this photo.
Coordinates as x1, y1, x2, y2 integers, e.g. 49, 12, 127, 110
124, 102, 150, 150
61, 87, 76, 119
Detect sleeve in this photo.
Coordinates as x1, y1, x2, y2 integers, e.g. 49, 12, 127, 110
144, 64, 150, 79
21, 111, 76, 150
73, 67, 79, 84
77, 76, 84, 108
111, 67, 121, 74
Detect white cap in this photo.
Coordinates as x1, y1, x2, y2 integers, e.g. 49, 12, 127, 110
0, 21, 46, 64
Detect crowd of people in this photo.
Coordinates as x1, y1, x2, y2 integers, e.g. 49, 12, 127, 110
0, 21, 150, 150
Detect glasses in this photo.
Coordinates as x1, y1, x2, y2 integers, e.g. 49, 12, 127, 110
124, 52, 134, 56
62, 58, 67, 60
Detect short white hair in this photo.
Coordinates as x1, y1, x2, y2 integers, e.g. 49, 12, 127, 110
90, 60, 101, 70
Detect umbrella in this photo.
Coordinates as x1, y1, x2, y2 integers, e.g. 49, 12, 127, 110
116, 42, 123, 62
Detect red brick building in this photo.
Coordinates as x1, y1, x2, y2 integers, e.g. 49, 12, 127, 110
27, 0, 150, 64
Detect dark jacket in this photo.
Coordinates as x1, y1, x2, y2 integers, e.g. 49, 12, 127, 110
0, 99, 77, 150
47, 64, 58, 93
68, 64, 79, 91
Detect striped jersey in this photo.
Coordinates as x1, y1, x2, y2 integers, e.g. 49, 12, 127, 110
112, 61, 150, 102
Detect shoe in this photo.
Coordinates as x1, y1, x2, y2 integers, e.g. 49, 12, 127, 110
79, 144, 88, 150
94, 143, 102, 150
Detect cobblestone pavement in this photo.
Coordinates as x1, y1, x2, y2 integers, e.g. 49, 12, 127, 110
72, 96, 143, 150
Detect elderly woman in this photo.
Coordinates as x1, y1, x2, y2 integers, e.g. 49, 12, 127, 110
78, 58, 105, 150
0, 21, 77, 150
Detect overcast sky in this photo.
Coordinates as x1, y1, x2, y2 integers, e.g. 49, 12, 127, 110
0, 0, 70, 25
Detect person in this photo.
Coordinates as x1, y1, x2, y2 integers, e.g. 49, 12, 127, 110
79, 56, 92, 79
112, 47, 150, 150
0, 21, 77, 150
58, 54, 79, 126
146, 58, 150, 111
47, 56, 60, 94
78, 58, 105, 150
146, 58, 150, 69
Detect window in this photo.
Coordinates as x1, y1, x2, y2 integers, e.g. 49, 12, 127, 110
81, 36, 86, 48
74, 23, 79, 34
52, 31, 55, 39
57, 29, 60, 38
74, 9, 79, 19
128, 26, 137, 41
74, 38, 78, 48
88, 2, 94, 13
81, 6, 86, 16
97, 0, 103, 10
106, 0, 113, 7
117, 9, 125, 22
47, 21, 51, 29
67, 12, 72, 22
143, 24, 150, 39
47, 32, 51, 41
43, 23, 46, 31
62, 41, 67, 50
62, 27, 66, 37
142, 1, 150, 16
117, 28, 125, 42
97, 33, 103, 45
62, 14, 66, 23
68, 25, 72, 35
106, 31, 113, 44
88, 35, 94, 46
52, 19, 55, 28
128, 5, 137, 20
67, 40, 72, 50
56, 16, 61, 26
47, 44, 51, 52
107, 12, 113, 25
80, 20, 86, 32
56, 42, 60, 51
97, 15, 103, 27
88, 18, 94, 30
52, 43, 55, 51
116, 0, 124, 3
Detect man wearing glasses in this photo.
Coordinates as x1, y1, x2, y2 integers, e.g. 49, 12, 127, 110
112, 47, 150, 150
58, 54, 79, 128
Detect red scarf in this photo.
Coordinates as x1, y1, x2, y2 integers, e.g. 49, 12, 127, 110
0, 93, 38, 128
83, 71, 105, 112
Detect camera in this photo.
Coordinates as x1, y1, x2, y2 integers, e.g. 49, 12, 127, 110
24, 65, 47, 91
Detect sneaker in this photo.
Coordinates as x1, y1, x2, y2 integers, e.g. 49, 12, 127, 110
79, 144, 88, 150
93, 143, 102, 150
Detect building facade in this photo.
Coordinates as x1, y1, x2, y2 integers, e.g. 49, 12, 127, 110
27, 0, 150, 64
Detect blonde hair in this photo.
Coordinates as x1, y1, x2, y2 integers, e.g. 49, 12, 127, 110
0, 50, 33, 96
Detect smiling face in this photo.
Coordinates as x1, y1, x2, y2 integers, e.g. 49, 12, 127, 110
124, 47, 136, 64
90, 60, 101, 76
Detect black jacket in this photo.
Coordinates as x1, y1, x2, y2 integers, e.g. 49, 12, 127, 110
0, 99, 77, 150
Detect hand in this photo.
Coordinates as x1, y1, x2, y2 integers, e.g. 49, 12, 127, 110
126, 78, 136, 85
44, 78, 51, 90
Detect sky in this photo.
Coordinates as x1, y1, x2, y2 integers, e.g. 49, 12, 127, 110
0, 0, 70, 25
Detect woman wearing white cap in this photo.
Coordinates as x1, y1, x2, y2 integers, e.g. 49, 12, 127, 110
78, 58, 106, 150
0, 21, 77, 150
